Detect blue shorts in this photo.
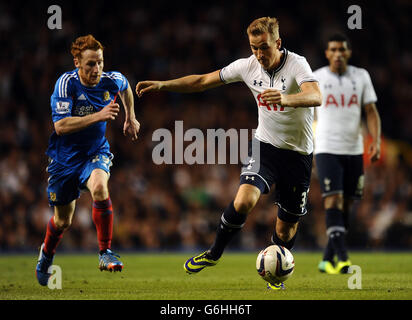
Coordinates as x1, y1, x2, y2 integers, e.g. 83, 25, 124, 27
315, 153, 364, 199
46, 152, 113, 206
240, 138, 313, 220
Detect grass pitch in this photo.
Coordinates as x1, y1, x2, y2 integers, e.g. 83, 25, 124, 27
0, 251, 411, 300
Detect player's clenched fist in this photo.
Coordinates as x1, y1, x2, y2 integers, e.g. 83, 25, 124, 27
99, 100, 120, 121
260, 89, 283, 105
135, 81, 162, 97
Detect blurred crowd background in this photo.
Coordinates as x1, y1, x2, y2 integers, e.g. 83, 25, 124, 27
0, 0, 411, 253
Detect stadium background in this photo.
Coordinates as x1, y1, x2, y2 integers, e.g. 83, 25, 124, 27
0, 0, 411, 254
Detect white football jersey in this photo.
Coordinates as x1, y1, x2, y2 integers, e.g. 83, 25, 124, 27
220, 49, 318, 155
313, 65, 377, 155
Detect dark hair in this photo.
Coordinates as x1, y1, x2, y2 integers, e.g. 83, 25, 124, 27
327, 33, 351, 49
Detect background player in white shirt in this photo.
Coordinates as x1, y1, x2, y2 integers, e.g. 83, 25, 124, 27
314, 34, 381, 274
136, 17, 322, 289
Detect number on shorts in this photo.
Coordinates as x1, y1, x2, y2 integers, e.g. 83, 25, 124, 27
299, 189, 309, 210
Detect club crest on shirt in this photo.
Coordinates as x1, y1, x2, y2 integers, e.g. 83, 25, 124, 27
281, 76, 286, 91
49, 192, 57, 202
103, 91, 111, 101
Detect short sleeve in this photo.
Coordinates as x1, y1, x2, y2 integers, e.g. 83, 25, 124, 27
109, 72, 129, 91
361, 69, 377, 105
293, 56, 318, 87
219, 58, 250, 84
50, 74, 74, 122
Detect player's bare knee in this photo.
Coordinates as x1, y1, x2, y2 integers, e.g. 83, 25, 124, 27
234, 201, 252, 214
234, 186, 260, 214
234, 195, 258, 214
90, 183, 109, 201
276, 229, 295, 242
324, 194, 343, 210
276, 222, 298, 242
54, 217, 72, 230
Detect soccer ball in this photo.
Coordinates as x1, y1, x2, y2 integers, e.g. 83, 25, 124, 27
256, 245, 295, 284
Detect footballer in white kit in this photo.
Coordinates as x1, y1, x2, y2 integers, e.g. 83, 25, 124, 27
136, 17, 322, 289
220, 48, 317, 155
314, 34, 381, 275
220, 48, 317, 222
314, 64, 378, 156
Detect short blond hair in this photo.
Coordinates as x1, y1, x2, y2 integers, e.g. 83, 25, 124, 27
247, 17, 280, 41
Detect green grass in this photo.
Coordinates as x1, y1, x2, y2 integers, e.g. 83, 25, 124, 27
0, 252, 411, 300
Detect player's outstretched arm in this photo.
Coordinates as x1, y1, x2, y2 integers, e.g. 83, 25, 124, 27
118, 84, 140, 141
54, 101, 120, 135
136, 70, 223, 97
261, 81, 322, 108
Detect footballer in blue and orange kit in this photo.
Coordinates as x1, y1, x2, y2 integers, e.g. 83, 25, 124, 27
36, 34, 140, 286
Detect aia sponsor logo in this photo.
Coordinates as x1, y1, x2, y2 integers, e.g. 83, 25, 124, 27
325, 94, 359, 107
